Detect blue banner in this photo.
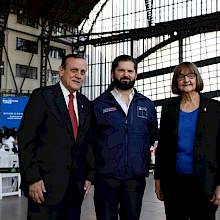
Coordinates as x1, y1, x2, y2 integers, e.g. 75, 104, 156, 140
0, 96, 29, 129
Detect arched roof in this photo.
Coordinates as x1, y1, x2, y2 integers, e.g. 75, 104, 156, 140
3, 0, 100, 26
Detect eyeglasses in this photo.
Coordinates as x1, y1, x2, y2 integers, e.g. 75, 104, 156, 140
177, 73, 196, 81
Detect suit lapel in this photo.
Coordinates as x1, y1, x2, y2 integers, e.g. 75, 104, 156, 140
46, 84, 88, 142
196, 96, 207, 138
51, 84, 75, 139
171, 98, 181, 141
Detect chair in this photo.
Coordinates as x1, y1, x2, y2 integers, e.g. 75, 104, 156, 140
0, 152, 21, 199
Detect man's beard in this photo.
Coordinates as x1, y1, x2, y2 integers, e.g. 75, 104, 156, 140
112, 77, 135, 90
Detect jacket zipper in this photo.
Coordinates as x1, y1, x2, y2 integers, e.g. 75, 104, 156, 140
124, 103, 134, 174
125, 118, 128, 174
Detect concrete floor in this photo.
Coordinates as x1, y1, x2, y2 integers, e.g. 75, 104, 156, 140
0, 174, 219, 220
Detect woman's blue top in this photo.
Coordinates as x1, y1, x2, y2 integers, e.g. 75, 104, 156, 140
176, 108, 199, 174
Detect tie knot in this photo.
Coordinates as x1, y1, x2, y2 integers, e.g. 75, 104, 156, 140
69, 93, 74, 100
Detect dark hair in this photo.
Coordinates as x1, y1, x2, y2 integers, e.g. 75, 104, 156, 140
111, 55, 137, 72
61, 54, 85, 68
171, 61, 204, 95
3, 128, 13, 139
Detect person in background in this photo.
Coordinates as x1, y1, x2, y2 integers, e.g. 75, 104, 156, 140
0, 128, 4, 144
2, 128, 18, 153
18, 54, 94, 220
0, 126, 7, 144
154, 62, 220, 220
92, 55, 158, 220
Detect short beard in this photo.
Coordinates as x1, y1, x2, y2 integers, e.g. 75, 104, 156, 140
112, 78, 135, 90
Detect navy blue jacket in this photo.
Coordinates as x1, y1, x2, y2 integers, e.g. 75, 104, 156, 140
93, 88, 158, 179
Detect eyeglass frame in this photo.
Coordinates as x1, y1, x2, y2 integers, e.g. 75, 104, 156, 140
171, 62, 204, 95
177, 73, 196, 81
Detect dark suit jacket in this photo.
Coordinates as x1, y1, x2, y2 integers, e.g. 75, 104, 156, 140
154, 95, 220, 196
18, 83, 94, 205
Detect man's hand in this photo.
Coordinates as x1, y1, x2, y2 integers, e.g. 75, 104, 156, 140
155, 179, 164, 201
29, 180, 46, 204
83, 180, 91, 199
210, 185, 220, 205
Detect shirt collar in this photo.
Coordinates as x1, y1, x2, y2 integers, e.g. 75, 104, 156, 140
112, 87, 134, 100
59, 81, 77, 98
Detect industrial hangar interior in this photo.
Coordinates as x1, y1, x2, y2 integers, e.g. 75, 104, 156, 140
0, 0, 220, 219
1, 0, 220, 121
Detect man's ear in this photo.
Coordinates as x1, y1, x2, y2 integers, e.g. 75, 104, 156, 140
134, 72, 137, 80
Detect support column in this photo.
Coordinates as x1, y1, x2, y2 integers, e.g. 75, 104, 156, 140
40, 18, 51, 88
145, 0, 153, 26
0, 11, 8, 91
179, 35, 183, 63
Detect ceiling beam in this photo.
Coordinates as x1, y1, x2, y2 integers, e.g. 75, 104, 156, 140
77, 12, 220, 46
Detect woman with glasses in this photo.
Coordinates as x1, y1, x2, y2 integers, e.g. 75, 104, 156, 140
154, 62, 220, 220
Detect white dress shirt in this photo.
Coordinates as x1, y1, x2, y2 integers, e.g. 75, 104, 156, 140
111, 88, 134, 115
59, 81, 79, 124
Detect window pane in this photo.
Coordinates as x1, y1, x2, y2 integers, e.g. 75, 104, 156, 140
17, 15, 38, 28
16, 38, 38, 54
48, 46, 66, 59
16, 64, 38, 79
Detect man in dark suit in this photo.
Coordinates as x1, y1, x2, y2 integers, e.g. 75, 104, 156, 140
18, 54, 94, 220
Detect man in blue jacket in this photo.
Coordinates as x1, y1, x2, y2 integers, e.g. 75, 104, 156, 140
93, 55, 158, 220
